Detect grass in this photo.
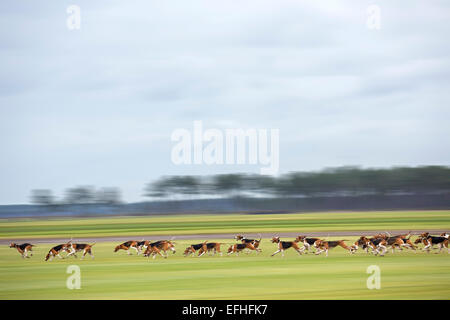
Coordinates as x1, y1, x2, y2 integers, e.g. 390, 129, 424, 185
0, 210, 449, 239
1, 239, 449, 300
0, 210, 449, 300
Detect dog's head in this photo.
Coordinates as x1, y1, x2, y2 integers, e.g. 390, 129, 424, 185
183, 247, 195, 256
419, 232, 430, 239
271, 237, 280, 243
9, 243, 16, 248
235, 235, 244, 241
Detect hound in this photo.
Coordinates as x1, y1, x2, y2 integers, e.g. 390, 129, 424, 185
137, 240, 150, 253
376, 232, 416, 251
228, 241, 261, 256
270, 237, 303, 257
144, 240, 176, 259
9, 243, 35, 259
66, 242, 96, 259
350, 236, 372, 253
296, 236, 321, 254
235, 234, 262, 252
184, 241, 208, 257
361, 237, 389, 256
415, 233, 449, 253
199, 242, 224, 257
390, 232, 416, 251
350, 236, 372, 254
114, 241, 140, 255
314, 239, 354, 257
373, 236, 408, 255
45, 243, 70, 261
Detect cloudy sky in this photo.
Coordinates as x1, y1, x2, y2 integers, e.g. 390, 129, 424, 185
1, 0, 449, 204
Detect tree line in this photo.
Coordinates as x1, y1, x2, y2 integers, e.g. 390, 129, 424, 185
31, 187, 122, 206
31, 166, 450, 205
144, 166, 450, 199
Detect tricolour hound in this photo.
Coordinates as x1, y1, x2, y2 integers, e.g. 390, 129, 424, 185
143, 240, 176, 259
45, 243, 70, 261
296, 236, 320, 254
114, 241, 140, 255
235, 234, 262, 252
199, 242, 224, 257
184, 241, 208, 257
66, 242, 96, 259
414, 232, 449, 253
228, 241, 261, 256
314, 239, 354, 257
270, 237, 303, 257
9, 243, 35, 259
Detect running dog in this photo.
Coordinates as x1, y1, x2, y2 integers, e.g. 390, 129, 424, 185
114, 241, 140, 255
350, 236, 371, 253
144, 240, 176, 259
235, 234, 262, 252
184, 241, 208, 257
296, 236, 321, 254
415, 232, 449, 253
45, 243, 70, 261
66, 242, 96, 259
372, 235, 409, 255
137, 240, 150, 253
228, 241, 261, 256
9, 243, 35, 259
199, 242, 224, 257
314, 239, 354, 257
270, 237, 303, 257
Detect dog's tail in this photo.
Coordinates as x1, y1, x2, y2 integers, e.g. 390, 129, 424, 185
90, 242, 97, 247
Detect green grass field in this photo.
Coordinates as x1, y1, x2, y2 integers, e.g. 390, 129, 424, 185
1, 210, 449, 239
0, 210, 449, 300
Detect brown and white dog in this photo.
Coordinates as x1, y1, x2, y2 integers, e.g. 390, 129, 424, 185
228, 241, 261, 256
45, 243, 70, 261
414, 232, 449, 253
199, 242, 224, 257
144, 240, 176, 259
114, 241, 140, 255
314, 239, 354, 257
270, 237, 303, 257
350, 236, 372, 254
66, 242, 96, 259
9, 243, 35, 259
296, 236, 320, 254
137, 240, 151, 253
371, 235, 409, 255
235, 234, 262, 252
184, 241, 208, 257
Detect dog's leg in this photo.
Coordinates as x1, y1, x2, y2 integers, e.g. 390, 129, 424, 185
271, 249, 281, 257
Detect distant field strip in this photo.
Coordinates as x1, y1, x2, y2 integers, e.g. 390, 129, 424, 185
0, 210, 449, 239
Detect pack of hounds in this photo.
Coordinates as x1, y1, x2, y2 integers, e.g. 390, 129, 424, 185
8, 232, 449, 260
